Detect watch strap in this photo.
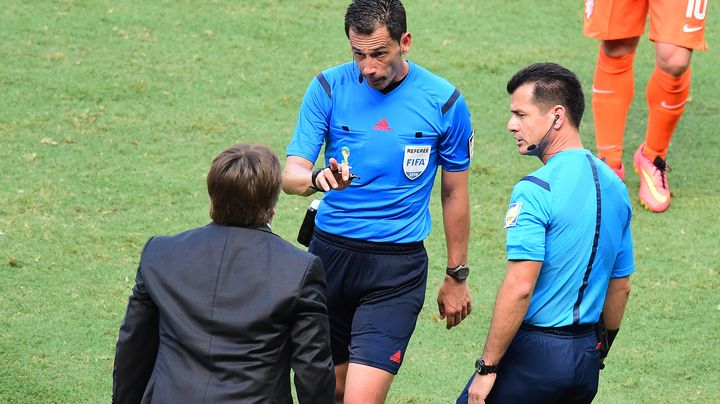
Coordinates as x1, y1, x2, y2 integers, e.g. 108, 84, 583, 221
310, 168, 326, 192
475, 357, 498, 375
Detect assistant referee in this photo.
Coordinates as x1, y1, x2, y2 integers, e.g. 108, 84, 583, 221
458, 63, 634, 403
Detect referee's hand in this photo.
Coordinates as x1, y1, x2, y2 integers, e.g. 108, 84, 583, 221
437, 276, 472, 329
468, 373, 496, 404
314, 158, 354, 191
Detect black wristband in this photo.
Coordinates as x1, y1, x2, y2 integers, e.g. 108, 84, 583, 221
310, 168, 326, 192
607, 328, 619, 349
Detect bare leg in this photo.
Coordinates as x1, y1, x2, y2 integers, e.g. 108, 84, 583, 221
342, 363, 395, 404
334, 362, 348, 404
654, 42, 692, 76
602, 37, 640, 57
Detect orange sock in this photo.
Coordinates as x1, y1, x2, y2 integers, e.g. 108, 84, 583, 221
643, 66, 691, 160
592, 46, 636, 169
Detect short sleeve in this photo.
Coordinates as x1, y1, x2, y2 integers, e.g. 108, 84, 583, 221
286, 74, 333, 163
505, 181, 551, 262
438, 91, 473, 171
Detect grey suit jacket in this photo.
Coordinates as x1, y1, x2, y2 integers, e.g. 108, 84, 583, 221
112, 223, 334, 403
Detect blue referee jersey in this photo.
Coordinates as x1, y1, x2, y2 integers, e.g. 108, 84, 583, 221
503, 149, 634, 326
287, 61, 473, 243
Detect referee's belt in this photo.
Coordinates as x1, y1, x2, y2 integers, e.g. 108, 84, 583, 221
521, 322, 594, 336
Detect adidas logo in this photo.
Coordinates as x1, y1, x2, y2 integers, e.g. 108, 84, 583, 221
389, 350, 402, 364
373, 118, 392, 132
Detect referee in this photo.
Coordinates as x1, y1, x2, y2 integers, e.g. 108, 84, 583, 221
282, 1, 474, 402
458, 63, 633, 403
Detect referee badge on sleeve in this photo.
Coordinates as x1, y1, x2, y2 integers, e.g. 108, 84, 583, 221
503, 202, 522, 228
468, 130, 475, 160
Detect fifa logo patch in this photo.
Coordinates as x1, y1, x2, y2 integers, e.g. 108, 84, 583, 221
503, 202, 522, 228
403, 145, 431, 180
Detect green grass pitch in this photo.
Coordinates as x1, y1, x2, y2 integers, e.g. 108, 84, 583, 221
1, 1, 718, 402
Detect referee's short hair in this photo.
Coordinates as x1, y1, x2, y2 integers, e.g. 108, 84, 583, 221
345, 0, 407, 43
507, 62, 585, 130
207, 143, 281, 227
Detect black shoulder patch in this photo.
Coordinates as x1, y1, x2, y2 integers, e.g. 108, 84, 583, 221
316, 73, 331, 98
520, 175, 550, 191
441, 88, 461, 115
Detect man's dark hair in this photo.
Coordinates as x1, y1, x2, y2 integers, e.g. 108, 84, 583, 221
506, 62, 585, 129
345, 0, 407, 43
207, 143, 281, 227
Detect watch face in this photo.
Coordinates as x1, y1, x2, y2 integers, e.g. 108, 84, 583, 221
447, 265, 469, 280
457, 266, 469, 279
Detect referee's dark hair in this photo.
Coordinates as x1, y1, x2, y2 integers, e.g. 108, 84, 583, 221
507, 62, 585, 130
207, 143, 281, 227
345, 0, 407, 43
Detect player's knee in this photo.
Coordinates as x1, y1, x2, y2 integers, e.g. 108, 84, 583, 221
655, 57, 690, 77
601, 38, 640, 58
655, 44, 692, 77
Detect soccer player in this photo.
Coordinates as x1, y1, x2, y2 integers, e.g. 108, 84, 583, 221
584, 0, 709, 212
282, 0, 474, 402
457, 63, 633, 403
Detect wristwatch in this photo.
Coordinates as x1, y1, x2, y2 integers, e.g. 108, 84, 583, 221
446, 264, 469, 281
475, 357, 498, 375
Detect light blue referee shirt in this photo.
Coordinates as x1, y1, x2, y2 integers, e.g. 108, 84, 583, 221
287, 61, 473, 243
503, 149, 634, 326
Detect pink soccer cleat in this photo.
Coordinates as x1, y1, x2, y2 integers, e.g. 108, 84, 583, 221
633, 143, 671, 213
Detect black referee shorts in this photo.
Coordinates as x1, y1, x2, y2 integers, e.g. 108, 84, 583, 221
309, 229, 428, 375
457, 325, 601, 403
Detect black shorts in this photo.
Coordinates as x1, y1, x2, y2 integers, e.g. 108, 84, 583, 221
309, 229, 428, 374
457, 325, 601, 403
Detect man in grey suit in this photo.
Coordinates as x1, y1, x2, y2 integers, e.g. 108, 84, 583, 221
112, 143, 335, 403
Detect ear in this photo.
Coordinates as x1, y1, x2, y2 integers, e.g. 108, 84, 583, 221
552, 106, 565, 129
400, 32, 412, 54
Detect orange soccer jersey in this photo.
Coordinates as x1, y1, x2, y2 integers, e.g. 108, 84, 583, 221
584, 0, 708, 50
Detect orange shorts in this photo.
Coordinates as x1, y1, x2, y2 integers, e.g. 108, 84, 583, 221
583, 0, 708, 50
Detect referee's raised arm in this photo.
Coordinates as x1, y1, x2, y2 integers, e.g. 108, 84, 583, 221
283, 156, 354, 195
282, 155, 318, 196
